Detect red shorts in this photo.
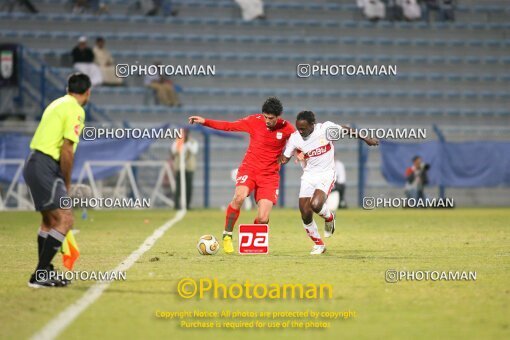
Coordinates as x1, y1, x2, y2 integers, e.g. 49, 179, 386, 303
234, 167, 280, 205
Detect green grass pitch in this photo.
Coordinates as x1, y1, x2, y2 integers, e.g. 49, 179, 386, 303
0, 208, 508, 339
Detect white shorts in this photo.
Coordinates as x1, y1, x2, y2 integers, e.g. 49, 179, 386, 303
299, 170, 336, 198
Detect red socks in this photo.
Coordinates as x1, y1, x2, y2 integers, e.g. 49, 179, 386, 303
224, 204, 240, 232
225, 204, 269, 233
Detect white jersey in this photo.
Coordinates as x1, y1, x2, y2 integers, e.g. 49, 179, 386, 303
283, 121, 341, 174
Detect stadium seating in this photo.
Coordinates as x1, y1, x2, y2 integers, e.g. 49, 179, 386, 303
0, 0, 508, 207
1, 0, 508, 124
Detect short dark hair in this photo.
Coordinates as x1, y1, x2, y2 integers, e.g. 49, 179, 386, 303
96, 36, 105, 43
67, 73, 91, 94
262, 97, 283, 116
412, 155, 421, 162
296, 110, 315, 125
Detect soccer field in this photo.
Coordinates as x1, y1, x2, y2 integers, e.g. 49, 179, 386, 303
0, 208, 508, 340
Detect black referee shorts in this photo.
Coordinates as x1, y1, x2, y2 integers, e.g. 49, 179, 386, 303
23, 150, 68, 212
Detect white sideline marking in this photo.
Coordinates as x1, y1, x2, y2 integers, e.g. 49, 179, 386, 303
31, 210, 187, 340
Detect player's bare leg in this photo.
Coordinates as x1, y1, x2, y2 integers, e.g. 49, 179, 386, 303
222, 185, 249, 254
254, 199, 273, 224
299, 197, 326, 254
310, 189, 335, 238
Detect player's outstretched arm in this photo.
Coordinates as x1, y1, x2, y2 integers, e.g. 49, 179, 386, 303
188, 115, 250, 132
364, 137, 379, 146
340, 125, 379, 147
188, 116, 205, 125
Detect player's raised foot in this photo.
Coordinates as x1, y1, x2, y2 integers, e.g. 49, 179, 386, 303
310, 244, 326, 255
222, 235, 234, 254
324, 212, 335, 238
27, 271, 67, 288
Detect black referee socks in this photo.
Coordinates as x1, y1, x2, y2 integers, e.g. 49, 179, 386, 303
36, 229, 66, 271
37, 227, 48, 259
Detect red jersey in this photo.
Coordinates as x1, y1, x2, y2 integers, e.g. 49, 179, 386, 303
203, 114, 295, 174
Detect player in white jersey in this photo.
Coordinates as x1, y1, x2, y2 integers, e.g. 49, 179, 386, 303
278, 111, 379, 254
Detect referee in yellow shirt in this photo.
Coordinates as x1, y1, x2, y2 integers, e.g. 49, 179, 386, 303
23, 73, 91, 288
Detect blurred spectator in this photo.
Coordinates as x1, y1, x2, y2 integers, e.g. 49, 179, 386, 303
2, 0, 38, 13
144, 62, 181, 107
130, 0, 178, 16
438, 0, 455, 21
398, 0, 422, 21
419, 0, 438, 22
332, 159, 347, 209
71, 36, 103, 86
93, 37, 123, 86
405, 155, 430, 201
386, 0, 403, 21
357, 0, 386, 21
235, 0, 266, 21
72, 0, 86, 13
420, 0, 455, 22
141, 0, 158, 15
72, 0, 109, 14
172, 129, 198, 210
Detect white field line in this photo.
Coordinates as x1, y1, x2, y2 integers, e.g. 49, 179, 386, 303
31, 210, 187, 340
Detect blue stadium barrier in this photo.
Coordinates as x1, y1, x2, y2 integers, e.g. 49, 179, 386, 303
380, 140, 510, 188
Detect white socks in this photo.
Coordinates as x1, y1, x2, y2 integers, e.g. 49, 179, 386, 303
303, 220, 324, 245
318, 204, 333, 221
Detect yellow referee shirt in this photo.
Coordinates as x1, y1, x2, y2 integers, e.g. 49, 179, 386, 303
30, 94, 85, 161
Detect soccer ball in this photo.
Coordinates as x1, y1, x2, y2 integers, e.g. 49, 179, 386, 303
197, 235, 220, 255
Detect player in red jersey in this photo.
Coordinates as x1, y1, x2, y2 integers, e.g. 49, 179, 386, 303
189, 97, 295, 254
